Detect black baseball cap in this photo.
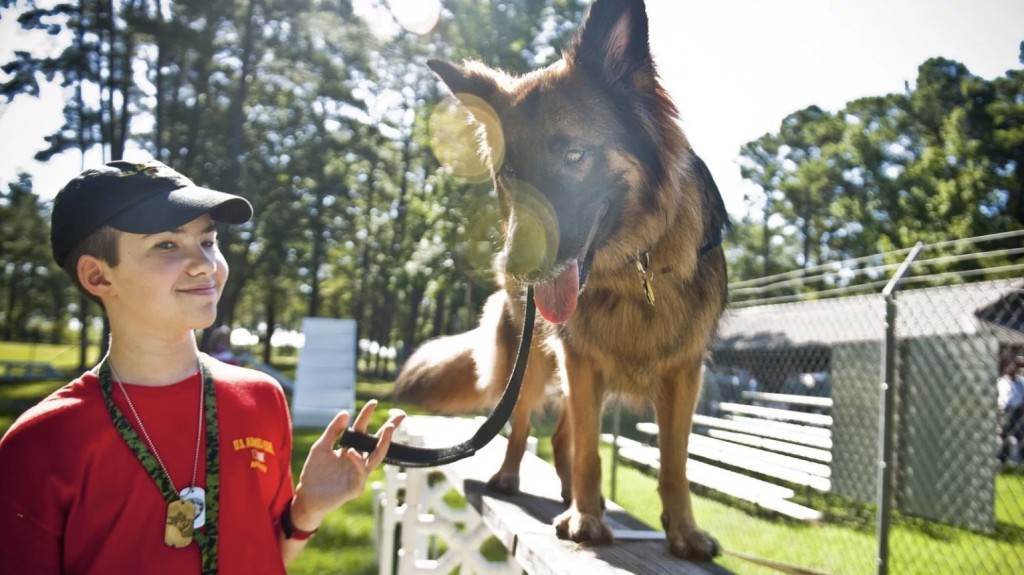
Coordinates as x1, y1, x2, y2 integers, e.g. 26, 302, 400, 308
51, 160, 253, 266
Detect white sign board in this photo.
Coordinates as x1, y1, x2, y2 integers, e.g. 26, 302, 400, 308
291, 317, 357, 428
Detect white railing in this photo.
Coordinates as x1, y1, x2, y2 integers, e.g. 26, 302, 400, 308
373, 416, 527, 575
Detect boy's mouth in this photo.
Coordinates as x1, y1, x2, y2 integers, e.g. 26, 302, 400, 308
180, 283, 218, 295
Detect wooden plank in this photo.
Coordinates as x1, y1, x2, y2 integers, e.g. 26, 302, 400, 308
686, 436, 832, 492
400, 416, 733, 575
604, 436, 821, 522
705, 429, 832, 463
606, 435, 792, 496
718, 402, 833, 427
752, 499, 823, 522
688, 435, 831, 478
605, 436, 798, 502
640, 418, 833, 450
741, 391, 833, 409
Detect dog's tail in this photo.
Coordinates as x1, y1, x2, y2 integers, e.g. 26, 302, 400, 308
392, 292, 514, 413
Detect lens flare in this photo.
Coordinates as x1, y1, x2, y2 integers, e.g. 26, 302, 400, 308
387, 0, 441, 35
455, 193, 502, 286
504, 182, 560, 280
428, 93, 504, 184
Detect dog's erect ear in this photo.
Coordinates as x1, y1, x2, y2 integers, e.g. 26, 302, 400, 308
570, 0, 653, 90
427, 59, 500, 104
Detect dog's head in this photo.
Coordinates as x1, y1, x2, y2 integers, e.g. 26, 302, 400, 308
429, 0, 685, 324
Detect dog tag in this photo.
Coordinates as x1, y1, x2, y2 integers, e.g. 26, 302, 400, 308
179, 486, 206, 529
641, 276, 656, 305
165, 499, 195, 548
635, 254, 656, 306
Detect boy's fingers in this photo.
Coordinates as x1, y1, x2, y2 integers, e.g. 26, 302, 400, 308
351, 399, 378, 433
362, 412, 406, 468
316, 410, 351, 450
366, 423, 397, 470
387, 412, 407, 432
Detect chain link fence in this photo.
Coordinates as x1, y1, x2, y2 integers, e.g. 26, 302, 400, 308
672, 237, 1024, 574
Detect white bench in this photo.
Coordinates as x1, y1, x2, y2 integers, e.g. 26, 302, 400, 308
689, 414, 832, 450
625, 393, 834, 521
741, 390, 833, 410
602, 434, 822, 522
0, 361, 61, 383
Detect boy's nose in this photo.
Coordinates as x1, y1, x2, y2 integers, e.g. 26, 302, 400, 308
188, 246, 218, 275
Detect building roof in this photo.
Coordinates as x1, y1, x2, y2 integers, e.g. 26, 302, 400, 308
714, 279, 1024, 351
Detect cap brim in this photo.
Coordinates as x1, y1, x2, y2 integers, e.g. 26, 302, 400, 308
107, 186, 253, 234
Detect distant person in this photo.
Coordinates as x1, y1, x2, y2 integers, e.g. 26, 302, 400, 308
997, 356, 1024, 463
0, 160, 404, 573
206, 324, 239, 365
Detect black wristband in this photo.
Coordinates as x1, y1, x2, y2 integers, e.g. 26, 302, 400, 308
281, 499, 318, 540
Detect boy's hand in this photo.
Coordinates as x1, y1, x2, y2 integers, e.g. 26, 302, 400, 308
290, 400, 406, 532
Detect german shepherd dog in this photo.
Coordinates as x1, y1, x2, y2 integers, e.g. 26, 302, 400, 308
395, 0, 728, 560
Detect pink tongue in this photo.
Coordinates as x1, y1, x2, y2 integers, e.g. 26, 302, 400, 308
533, 258, 579, 324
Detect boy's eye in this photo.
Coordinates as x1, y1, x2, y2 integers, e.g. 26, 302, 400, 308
156, 241, 176, 250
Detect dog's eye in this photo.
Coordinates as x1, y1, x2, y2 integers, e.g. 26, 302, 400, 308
565, 150, 584, 164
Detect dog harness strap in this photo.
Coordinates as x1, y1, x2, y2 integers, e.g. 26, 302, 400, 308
339, 286, 536, 468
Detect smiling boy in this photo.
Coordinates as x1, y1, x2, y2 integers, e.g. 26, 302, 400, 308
0, 160, 403, 574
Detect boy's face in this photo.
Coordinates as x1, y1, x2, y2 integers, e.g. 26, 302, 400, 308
101, 214, 228, 334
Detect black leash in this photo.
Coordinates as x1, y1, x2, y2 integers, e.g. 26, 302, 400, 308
338, 286, 536, 468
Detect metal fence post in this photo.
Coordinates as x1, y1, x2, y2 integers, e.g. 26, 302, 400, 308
876, 241, 923, 575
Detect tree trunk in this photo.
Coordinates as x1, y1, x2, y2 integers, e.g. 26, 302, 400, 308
3, 267, 17, 341
154, 0, 167, 161
179, 1, 218, 174
307, 184, 326, 318
262, 281, 277, 366
431, 287, 446, 338
353, 171, 377, 328
401, 279, 426, 363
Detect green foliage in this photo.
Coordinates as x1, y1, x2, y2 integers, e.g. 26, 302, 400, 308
0, 175, 71, 343
733, 56, 1024, 294
5, 1, 1020, 356
0, 0, 586, 359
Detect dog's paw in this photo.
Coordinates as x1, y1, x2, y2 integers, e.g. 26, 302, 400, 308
667, 528, 720, 560
554, 508, 613, 544
486, 471, 521, 495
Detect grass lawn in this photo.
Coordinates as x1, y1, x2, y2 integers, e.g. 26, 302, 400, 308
2, 340, 1022, 574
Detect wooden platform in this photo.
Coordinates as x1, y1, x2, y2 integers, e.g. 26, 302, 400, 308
398, 416, 733, 575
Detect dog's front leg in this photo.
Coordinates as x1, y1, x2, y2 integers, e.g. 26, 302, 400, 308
554, 352, 611, 544
551, 406, 573, 504
656, 359, 720, 560
488, 342, 554, 495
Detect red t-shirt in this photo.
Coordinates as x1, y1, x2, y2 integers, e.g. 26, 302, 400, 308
0, 356, 295, 574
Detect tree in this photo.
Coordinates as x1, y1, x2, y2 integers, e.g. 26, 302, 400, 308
0, 174, 69, 342
733, 54, 1024, 292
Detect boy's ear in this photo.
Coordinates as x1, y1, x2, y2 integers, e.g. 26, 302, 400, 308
78, 255, 114, 299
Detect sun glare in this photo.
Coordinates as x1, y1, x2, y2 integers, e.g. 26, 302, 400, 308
386, 0, 441, 35
428, 93, 502, 184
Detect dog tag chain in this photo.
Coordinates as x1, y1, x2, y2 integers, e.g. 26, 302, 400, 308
98, 359, 221, 575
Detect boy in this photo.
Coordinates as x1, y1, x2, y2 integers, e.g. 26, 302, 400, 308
0, 160, 404, 574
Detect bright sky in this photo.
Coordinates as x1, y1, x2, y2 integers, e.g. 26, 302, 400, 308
1, 0, 1022, 217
